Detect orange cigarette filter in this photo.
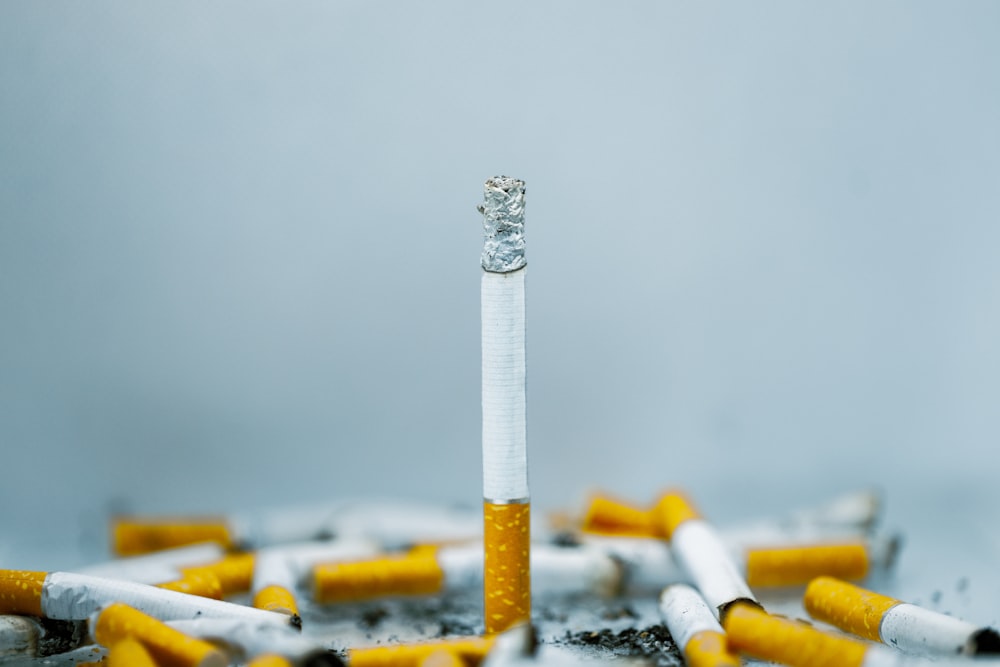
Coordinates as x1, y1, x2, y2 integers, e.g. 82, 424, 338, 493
93, 602, 228, 667
723, 602, 869, 667
684, 630, 741, 667
113, 518, 235, 556
314, 548, 444, 604
745, 542, 870, 588
419, 649, 465, 667
581, 494, 659, 537
253, 584, 299, 617
247, 655, 294, 667
180, 552, 255, 597
654, 490, 702, 540
0, 570, 46, 616
107, 637, 157, 667
156, 571, 224, 600
348, 636, 495, 667
803, 576, 900, 642
483, 502, 530, 635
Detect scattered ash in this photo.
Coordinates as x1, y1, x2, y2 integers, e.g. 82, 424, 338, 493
359, 606, 390, 628
554, 625, 682, 667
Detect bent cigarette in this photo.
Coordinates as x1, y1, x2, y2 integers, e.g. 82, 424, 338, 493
658, 584, 740, 667
313, 542, 621, 604
804, 576, 1000, 657
92, 602, 227, 667
654, 491, 759, 620
0, 569, 295, 627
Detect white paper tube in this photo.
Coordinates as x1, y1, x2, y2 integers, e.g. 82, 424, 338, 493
880, 603, 994, 657
481, 268, 528, 503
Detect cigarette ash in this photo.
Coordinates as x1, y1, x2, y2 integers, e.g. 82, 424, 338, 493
553, 626, 681, 667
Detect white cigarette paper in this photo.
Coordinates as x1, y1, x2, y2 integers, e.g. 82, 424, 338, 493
670, 520, 757, 618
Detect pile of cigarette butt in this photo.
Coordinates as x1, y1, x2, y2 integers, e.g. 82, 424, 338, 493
3, 488, 996, 667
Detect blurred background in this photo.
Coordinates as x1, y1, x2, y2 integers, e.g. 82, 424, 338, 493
1, 2, 998, 620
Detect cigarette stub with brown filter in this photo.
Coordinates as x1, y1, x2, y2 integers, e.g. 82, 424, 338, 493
479, 176, 530, 635
0, 569, 295, 627
313, 542, 621, 604
91, 602, 227, 667
654, 490, 759, 620
804, 576, 1000, 657
658, 584, 741, 667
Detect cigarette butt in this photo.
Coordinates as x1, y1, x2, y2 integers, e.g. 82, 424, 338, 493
314, 548, 444, 603
92, 602, 228, 667
745, 542, 871, 588
181, 553, 256, 597
483, 502, 531, 635
653, 491, 759, 620
582, 495, 658, 537
247, 655, 294, 667
156, 571, 224, 600
253, 584, 300, 617
348, 636, 495, 667
723, 602, 869, 667
107, 636, 157, 667
113, 518, 235, 556
167, 617, 334, 664
654, 490, 702, 540
659, 585, 741, 667
0, 570, 46, 616
804, 576, 1000, 656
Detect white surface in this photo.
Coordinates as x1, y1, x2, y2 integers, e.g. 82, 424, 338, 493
482, 269, 529, 502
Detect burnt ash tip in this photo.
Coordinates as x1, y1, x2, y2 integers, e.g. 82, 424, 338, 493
972, 627, 1000, 655
304, 650, 348, 667
290, 613, 303, 630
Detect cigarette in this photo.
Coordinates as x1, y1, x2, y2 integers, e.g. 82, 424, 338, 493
91, 602, 228, 667
804, 576, 1000, 657
106, 636, 157, 667
156, 571, 225, 600
113, 502, 481, 555
722, 602, 872, 667
313, 543, 621, 604
78, 543, 227, 584
418, 649, 464, 667
581, 533, 898, 593
167, 618, 341, 666
575, 489, 881, 542
0, 615, 88, 659
479, 176, 531, 635
253, 539, 380, 619
348, 635, 495, 667
0, 569, 295, 627
654, 490, 759, 620
658, 584, 741, 667
179, 552, 256, 597
248, 655, 295, 667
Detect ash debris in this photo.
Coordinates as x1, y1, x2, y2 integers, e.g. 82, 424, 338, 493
554, 625, 682, 667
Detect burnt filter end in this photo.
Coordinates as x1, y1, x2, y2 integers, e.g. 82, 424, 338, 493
971, 627, 1000, 655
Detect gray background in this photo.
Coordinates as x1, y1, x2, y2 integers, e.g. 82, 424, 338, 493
1, 2, 998, 624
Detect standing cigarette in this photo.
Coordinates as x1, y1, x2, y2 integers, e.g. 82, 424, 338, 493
654, 490, 759, 621
659, 584, 741, 667
479, 176, 530, 634
804, 576, 1000, 657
